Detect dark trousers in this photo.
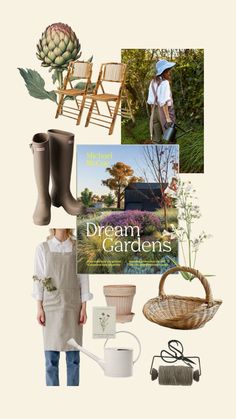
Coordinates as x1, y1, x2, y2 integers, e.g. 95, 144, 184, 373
45, 350, 80, 386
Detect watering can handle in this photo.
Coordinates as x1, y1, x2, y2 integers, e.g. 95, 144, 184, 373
104, 331, 142, 364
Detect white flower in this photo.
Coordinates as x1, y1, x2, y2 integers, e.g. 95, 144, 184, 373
164, 186, 177, 198
192, 238, 201, 252
162, 230, 176, 240
168, 177, 212, 265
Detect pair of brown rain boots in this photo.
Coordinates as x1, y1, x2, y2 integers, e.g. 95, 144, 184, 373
31, 129, 84, 225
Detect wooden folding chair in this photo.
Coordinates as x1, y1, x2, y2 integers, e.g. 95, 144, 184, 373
55, 60, 93, 125
85, 62, 131, 135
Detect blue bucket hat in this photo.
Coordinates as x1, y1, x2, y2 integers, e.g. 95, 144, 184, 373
156, 59, 176, 76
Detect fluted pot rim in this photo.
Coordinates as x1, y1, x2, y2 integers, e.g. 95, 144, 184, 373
103, 284, 136, 297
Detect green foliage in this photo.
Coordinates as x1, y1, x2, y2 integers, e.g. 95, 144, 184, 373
18, 68, 58, 103
121, 49, 204, 173
121, 111, 204, 173
121, 49, 156, 114
121, 111, 150, 143
122, 49, 204, 127
103, 193, 115, 207
69, 80, 96, 91
155, 208, 178, 229
33, 275, 57, 291
172, 50, 204, 126
80, 188, 93, 207
143, 225, 156, 235
178, 132, 204, 173
42, 277, 57, 291
77, 231, 116, 274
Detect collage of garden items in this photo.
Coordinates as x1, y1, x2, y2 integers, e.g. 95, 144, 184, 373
17, 21, 222, 390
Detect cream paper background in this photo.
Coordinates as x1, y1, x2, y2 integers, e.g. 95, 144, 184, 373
0, 0, 235, 418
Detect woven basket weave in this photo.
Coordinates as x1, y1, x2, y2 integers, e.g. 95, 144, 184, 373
143, 266, 222, 330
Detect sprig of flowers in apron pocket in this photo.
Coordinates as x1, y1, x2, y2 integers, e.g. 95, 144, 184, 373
33, 275, 57, 291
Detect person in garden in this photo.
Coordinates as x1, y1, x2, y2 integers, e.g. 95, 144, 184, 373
147, 59, 176, 143
32, 228, 93, 386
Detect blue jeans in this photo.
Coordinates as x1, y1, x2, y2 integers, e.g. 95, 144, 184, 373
45, 351, 80, 386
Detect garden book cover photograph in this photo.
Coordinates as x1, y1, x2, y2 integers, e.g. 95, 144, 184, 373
76, 144, 179, 274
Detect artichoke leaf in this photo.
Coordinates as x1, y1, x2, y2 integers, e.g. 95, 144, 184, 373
18, 68, 57, 103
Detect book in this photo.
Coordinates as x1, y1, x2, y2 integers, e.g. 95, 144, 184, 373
76, 144, 179, 274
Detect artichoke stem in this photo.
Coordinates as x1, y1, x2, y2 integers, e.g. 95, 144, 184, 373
57, 70, 63, 89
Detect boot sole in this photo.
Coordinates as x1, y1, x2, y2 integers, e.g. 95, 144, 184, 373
33, 218, 51, 226
51, 201, 62, 208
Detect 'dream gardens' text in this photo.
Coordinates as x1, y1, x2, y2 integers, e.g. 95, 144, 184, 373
86, 222, 171, 253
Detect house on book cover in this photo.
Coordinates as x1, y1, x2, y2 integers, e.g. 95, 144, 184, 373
124, 183, 167, 211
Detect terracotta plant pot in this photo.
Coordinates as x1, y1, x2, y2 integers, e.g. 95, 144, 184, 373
103, 285, 136, 323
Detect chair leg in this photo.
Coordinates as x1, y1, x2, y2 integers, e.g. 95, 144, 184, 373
95, 101, 100, 115
76, 95, 86, 125
106, 101, 112, 117
85, 100, 96, 127
55, 94, 64, 119
109, 98, 121, 135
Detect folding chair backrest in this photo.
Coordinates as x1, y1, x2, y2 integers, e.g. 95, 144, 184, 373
72, 61, 92, 79
101, 63, 126, 82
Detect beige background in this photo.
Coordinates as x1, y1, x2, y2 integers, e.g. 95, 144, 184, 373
0, 0, 235, 418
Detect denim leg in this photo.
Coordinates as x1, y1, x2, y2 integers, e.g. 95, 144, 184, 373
66, 351, 80, 386
45, 351, 60, 386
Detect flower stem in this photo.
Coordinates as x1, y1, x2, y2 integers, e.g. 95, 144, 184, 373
57, 70, 63, 89
187, 224, 192, 267
180, 241, 187, 266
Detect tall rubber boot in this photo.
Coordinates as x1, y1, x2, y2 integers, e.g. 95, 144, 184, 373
48, 129, 84, 215
31, 133, 51, 225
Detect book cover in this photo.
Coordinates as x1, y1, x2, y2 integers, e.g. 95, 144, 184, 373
76, 144, 179, 274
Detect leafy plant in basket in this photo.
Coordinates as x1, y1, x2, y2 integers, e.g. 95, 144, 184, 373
18, 22, 92, 104
165, 178, 212, 280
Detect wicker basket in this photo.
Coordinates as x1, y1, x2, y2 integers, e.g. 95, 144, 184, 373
143, 266, 222, 330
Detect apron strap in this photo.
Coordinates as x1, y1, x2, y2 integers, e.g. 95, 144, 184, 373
150, 79, 161, 140
151, 80, 158, 105
42, 241, 51, 253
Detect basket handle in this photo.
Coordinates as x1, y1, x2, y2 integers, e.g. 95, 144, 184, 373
159, 266, 214, 306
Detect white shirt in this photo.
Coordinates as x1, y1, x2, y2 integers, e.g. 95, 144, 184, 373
147, 79, 172, 107
32, 237, 93, 303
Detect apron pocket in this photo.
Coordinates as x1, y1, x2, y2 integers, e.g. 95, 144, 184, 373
43, 290, 61, 308
62, 288, 81, 309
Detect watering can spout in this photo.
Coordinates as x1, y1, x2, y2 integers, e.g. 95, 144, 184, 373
67, 339, 105, 371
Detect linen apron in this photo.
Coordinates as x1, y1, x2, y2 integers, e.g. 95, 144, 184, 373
42, 242, 82, 351
149, 80, 175, 142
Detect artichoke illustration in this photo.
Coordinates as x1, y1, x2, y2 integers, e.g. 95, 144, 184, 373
36, 23, 81, 69
18, 22, 91, 103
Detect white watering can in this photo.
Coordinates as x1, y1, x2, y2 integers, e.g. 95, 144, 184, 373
68, 331, 141, 377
